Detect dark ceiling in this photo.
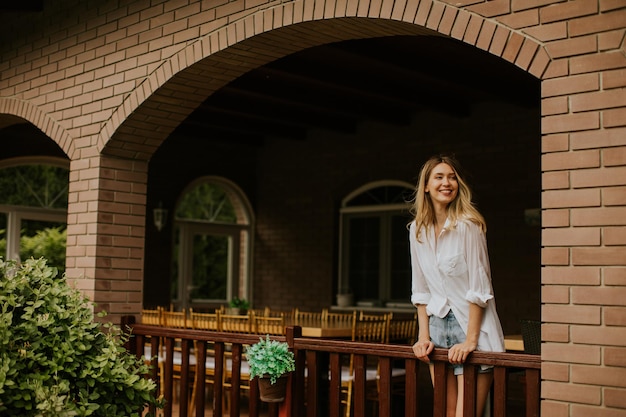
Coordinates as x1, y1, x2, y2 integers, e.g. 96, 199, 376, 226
172, 35, 539, 145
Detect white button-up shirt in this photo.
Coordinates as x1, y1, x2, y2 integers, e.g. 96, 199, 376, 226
409, 218, 505, 352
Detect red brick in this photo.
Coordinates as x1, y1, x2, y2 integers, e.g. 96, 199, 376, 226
572, 247, 626, 265
571, 51, 626, 75
543, 266, 602, 285
542, 149, 600, 170
542, 209, 570, 227
542, 112, 600, 134
542, 171, 569, 190
605, 347, 626, 367
542, 247, 570, 265
498, 9, 539, 29
542, 361, 570, 382
546, 34, 597, 59
543, 322, 570, 342
542, 304, 601, 325
603, 187, 626, 206
524, 21, 567, 41
466, 0, 510, 18
571, 127, 626, 149
571, 166, 626, 188
572, 325, 626, 347
605, 227, 626, 245
543, 227, 601, 246
542, 96, 569, 116
603, 68, 626, 89
606, 268, 626, 286
604, 388, 626, 409
605, 307, 626, 326
572, 88, 626, 112
542, 189, 600, 208
603, 147, 626, 166
542, 73, 599, 97
572, 363, 626, 387
542, 380, 601, 404
572, 286, 626, 305
599, 28, 626, 51
540, 0, 598, 24
542, 133, 570, 152
543, 285, 570, 303
541, 400, 569, 417
570, 8, 626, 37
605, 108, 626, 128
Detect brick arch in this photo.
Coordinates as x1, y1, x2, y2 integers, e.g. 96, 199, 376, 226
0, 97, 74, 158
99, 0, 548, 160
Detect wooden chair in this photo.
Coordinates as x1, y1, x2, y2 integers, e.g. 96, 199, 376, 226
219, 312, 254, 333
218, 312, 253, 410
160, 309, 190, 404
253, 314, 286, 335
294, 308, 324, 324
189, 309, 221, 416
323, 309, 357, 326
141, 307, 163, 325
388, 312, 418, 344
342, 312, 391, 417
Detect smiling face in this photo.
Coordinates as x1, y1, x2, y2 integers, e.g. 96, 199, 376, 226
425, 162, 459, 209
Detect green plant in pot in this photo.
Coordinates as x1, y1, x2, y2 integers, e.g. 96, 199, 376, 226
246, 335, 295, 402
0, 257, 162, 416
227, 296, 250, 315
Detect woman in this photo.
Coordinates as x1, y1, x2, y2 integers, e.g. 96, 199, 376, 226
409, 155, 504, 417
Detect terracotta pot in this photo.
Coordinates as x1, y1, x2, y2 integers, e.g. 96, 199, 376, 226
258, 374, 289, 402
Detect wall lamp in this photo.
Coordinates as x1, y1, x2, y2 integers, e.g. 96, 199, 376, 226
153, 202, 168, 231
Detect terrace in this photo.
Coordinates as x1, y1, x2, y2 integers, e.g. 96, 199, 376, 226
123, 316, 540, 417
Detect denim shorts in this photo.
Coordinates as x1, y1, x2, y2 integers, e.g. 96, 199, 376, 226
429, 310, 492, 376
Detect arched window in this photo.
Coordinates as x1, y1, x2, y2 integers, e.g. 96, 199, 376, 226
338, 180, 414, 308
0, 158, 69, 274
171, 177, 253, 310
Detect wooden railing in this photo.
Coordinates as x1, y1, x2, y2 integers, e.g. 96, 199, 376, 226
122, 317, 541, 417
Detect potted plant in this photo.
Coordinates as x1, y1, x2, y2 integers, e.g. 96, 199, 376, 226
226, 296, 250, 315
0, 257, 162, 416
246, 335, 296, 402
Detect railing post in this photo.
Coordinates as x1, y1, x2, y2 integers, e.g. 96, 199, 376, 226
285, 326, 304, 417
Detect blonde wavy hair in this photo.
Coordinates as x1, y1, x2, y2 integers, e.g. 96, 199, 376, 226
410, 154, 486, 242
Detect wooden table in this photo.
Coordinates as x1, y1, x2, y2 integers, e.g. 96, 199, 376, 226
297, 322, 353, 338
504, 334, 524, 352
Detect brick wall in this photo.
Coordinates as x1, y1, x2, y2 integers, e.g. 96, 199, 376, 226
1, 1, 624, 415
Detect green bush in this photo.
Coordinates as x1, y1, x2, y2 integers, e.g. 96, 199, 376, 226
0, 257, 161, 416
20, 227, 66, 275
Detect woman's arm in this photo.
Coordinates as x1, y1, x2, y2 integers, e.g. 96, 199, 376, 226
448, 302, 484, 364
412, 304, 434, 363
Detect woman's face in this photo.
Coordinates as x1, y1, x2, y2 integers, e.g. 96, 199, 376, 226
425, 162, 459, 208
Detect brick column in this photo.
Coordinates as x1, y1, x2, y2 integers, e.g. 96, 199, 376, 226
65, 154, 147, 324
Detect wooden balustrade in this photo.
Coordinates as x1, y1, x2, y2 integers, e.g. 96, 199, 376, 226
122, 317, 540, 417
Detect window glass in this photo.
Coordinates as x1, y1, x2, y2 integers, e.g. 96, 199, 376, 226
340, 182, 413, 307
0, 164, 68, 269
170, 179, 251, 310
0, 165, 68, 208
175, 182, 236, 223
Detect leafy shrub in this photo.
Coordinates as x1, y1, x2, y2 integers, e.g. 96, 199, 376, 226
20, 227, 67, 275
246, 335, 295, 385
0, 257, 161, 416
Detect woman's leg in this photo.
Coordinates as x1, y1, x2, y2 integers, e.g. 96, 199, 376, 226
428, 364, 459, 417
455, 372, 494, 417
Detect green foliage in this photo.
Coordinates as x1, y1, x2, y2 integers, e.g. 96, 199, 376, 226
0, 165, 68, 209
246, 335, 295, 385
228, 297, 250, 310
20, 227, 66, 275
0, 257, 161, 416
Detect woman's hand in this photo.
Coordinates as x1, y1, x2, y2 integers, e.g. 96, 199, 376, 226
412, 339, 434, 363
448, 340, 477, 364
